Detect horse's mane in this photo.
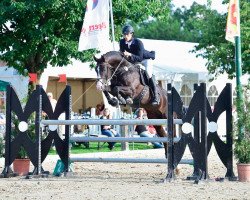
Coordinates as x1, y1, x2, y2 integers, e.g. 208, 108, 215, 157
103, 51, 124, 61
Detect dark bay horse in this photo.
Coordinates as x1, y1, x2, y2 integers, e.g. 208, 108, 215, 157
94, 51, 170, 156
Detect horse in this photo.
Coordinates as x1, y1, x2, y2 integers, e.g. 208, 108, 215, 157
94, 51, 170, 158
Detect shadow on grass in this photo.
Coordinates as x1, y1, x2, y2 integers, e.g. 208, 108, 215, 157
49, 142, 154, 155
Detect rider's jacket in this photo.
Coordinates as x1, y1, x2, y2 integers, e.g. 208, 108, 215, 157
119, 38, 155, 63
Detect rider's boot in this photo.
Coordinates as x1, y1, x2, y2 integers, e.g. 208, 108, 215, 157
149, 75, 160, 106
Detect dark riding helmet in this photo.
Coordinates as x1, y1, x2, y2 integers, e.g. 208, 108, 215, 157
122, 25, 134, 35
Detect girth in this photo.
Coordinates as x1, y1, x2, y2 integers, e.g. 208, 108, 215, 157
133, 85, 149, 105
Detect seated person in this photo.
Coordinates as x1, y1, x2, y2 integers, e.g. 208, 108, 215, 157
100, 108, 121, 150
134, 108, 163, 149
96, 102, 105, 116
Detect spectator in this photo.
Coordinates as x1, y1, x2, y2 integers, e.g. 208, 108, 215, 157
96, 102, 104, 116
100, 108, 121, 150
47, 92, 57, 111
134, 108, 164, 149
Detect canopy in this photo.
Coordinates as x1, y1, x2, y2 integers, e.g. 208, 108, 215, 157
0, 66, 29, 100
0, 80, 9, 91
140, 39, 209, 80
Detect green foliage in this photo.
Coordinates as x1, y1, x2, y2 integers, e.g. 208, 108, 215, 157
0, 137, 4, 157
136, 3, 204, 42
17, 146, 28, 159
192, 0, 250, 77
234, 83, 250, 163
136, 1, 249, 77
0, 0, 170, 77
113, 0, 170, 39
234, 140, 250, 163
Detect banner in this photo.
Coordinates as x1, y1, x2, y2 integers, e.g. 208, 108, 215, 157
28, 73, 37, 83
225, 0, 240, 43
58, 74, 67, 83
78, 0, 110, 51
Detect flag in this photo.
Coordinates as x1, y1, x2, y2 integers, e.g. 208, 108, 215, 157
225, 0, 240, 43
58, 74, 67, 83
29, 73, 37, 83
78, 0, 110, 51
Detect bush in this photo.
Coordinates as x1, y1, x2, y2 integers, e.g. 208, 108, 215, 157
234, 83, 250, 163
234, 139, 250, 163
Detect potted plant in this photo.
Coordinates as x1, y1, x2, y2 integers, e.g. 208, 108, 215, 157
11, 114, 36, 176
12, 146, 30, 176
234, 83, 250, 182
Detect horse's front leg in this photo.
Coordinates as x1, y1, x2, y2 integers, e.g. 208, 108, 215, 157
112, 86, 133, 104
113, 86, 134, 105
103, 91, 119, 107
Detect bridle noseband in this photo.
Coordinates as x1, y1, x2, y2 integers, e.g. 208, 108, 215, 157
98, 56, 126, 87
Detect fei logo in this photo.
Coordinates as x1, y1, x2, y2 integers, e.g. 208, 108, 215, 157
86, 0, 98, 11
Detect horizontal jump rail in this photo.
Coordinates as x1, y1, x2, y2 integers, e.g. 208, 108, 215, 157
70, 136, 180, 143
70, 157, 193, 165
41, 119, 183, 126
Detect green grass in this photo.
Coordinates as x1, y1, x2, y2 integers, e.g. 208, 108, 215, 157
49, 142, 154, 155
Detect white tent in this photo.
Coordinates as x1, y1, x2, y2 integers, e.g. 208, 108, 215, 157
140, 39, 209, 82
40, 61, 97, 91
0, 66, 29, 101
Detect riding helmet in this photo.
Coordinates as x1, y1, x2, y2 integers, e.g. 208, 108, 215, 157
122, 25, 134, 35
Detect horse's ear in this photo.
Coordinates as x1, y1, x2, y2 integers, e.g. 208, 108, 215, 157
93, 55, 99, 62
93, 54, 105, 62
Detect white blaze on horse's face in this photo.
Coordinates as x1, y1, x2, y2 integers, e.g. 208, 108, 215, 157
95, 65, 101, 79
96, 80, 104, 91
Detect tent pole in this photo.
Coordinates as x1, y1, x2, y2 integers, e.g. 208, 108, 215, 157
109, 0, 115, 50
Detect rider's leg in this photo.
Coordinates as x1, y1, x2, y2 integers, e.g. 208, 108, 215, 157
141, 59, 160, 106
149, 75, 160, 106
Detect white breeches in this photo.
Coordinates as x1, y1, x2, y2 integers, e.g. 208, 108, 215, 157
141, 59, 153, 78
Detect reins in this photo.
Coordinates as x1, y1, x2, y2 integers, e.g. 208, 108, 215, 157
106, 56, 125, 85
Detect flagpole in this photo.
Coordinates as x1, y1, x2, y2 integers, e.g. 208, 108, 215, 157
109, 0, 116, 50
235, 0, 243, 140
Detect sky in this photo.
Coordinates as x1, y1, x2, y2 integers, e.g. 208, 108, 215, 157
172, 0, 228, 13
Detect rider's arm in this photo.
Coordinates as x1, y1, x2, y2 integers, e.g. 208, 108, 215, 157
119, 39, 125, 52
129, 39, 144, 63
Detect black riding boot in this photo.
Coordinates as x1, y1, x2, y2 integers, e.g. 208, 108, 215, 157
149, 75, 160, 106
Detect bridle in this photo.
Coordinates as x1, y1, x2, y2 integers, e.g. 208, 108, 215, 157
98, 56, 126, 87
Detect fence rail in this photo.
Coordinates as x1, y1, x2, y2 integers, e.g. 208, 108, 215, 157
70, 157, 193, 165
41, 118, 183, 126
70, 136, 180, 143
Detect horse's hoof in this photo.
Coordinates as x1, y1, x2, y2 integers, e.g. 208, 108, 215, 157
118, 99, 126, 105
126, 97, 133, 104
109, 98, 119, 106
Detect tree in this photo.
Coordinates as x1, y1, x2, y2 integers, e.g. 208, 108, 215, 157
136, 3, 204, 42
191, 0, 250, 77
0, 0, 171, 81
136, 1, 249, 77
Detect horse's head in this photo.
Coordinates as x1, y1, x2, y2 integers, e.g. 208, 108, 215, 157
94, 51, 126, 91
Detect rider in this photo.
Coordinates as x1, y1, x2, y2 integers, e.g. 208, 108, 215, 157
119, 24, 160, 106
